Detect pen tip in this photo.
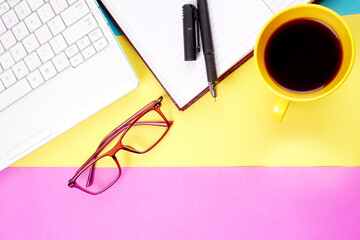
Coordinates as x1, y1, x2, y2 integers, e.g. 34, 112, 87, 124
209, 85, 217, 101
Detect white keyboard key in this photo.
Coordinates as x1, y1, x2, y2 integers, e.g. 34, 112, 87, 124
34, 24, 52, 44
50, 0, 68, 14
0, 69, 17, 87
0, 2, 10, 15
12, 22, 30, 41
10, 42, 27, 61
93, 37, 107, 52
81, 44, 94, 59
0, 78, 32, 111
36, 42, 54, 62
14, 1, 32, 20
37, 3, 55, 23
89, 28, 102, 42
27, 69, 44, 88
66, 0, 76, 5
63, 14, 97, 45
0, 51, 15, 69
47, 15, 65, 35
76, 36, 89, 50
0, 19, 6, 36
0, 81, 4, 92
0, 42, 4, 55
12, 60, 29, 79
22, 33, 40, 53
39, 61, 56, 80
65, 44, 78, 58
24, 52, 41, 71
52, 52, 69, 72
69, 52, 82, 67
2, 9, 19, 29
8, 0, 21, 8
24, 12, 42, 32
49, 34, 67, 54
0, 30, 17, 49
60, 0, 89, 26
27, 0, 45, 11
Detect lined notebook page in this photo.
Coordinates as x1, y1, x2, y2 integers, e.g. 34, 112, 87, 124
107, 0, 309, 109
264, 0, 312, 13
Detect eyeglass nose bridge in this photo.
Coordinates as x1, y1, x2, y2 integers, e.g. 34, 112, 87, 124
124, 145, 146, 154
107, 142, 138, 156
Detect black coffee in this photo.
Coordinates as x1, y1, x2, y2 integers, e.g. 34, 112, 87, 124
265, 18, 343, 93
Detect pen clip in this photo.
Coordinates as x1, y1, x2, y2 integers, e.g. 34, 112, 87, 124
193, 7, 200, 54
183, 4, 200, 61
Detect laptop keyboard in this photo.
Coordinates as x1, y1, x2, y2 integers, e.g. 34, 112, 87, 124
0, 0, 108, 112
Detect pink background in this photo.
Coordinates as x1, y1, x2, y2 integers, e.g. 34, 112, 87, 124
1, 167, 359, 239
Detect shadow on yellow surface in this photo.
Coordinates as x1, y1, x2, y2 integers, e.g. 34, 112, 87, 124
13, 14, 360, 167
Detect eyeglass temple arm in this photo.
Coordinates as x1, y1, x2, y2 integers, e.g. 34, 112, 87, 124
84, 121, 169, 187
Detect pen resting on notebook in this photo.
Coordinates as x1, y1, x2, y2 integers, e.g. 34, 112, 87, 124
198, 0, 218, 101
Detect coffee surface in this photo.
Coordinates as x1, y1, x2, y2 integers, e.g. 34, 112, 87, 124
265, 18, 343, 93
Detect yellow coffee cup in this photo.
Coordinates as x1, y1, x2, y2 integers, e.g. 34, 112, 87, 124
255, 4, 355, 122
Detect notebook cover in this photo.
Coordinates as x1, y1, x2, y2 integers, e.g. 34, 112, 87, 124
100, 0, 319, 111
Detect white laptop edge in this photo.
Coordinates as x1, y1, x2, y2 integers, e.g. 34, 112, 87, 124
0, 0, 139, 171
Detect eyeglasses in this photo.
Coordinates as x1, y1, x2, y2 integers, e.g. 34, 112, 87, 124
68, 96, 173, 195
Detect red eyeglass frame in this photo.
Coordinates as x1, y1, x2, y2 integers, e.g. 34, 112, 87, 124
68, 96, 173, 195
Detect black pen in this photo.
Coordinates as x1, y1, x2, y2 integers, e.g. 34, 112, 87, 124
197, 0, 217, 101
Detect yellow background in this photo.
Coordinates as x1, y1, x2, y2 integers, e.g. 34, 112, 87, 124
13, 14, 360, 167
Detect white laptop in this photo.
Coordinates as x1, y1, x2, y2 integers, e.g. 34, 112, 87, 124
0, 0, 139, 171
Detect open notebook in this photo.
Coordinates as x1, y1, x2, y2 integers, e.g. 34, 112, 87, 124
101, 0, 313, 110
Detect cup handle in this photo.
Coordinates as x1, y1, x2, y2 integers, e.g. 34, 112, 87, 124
272, 97, 290, 122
